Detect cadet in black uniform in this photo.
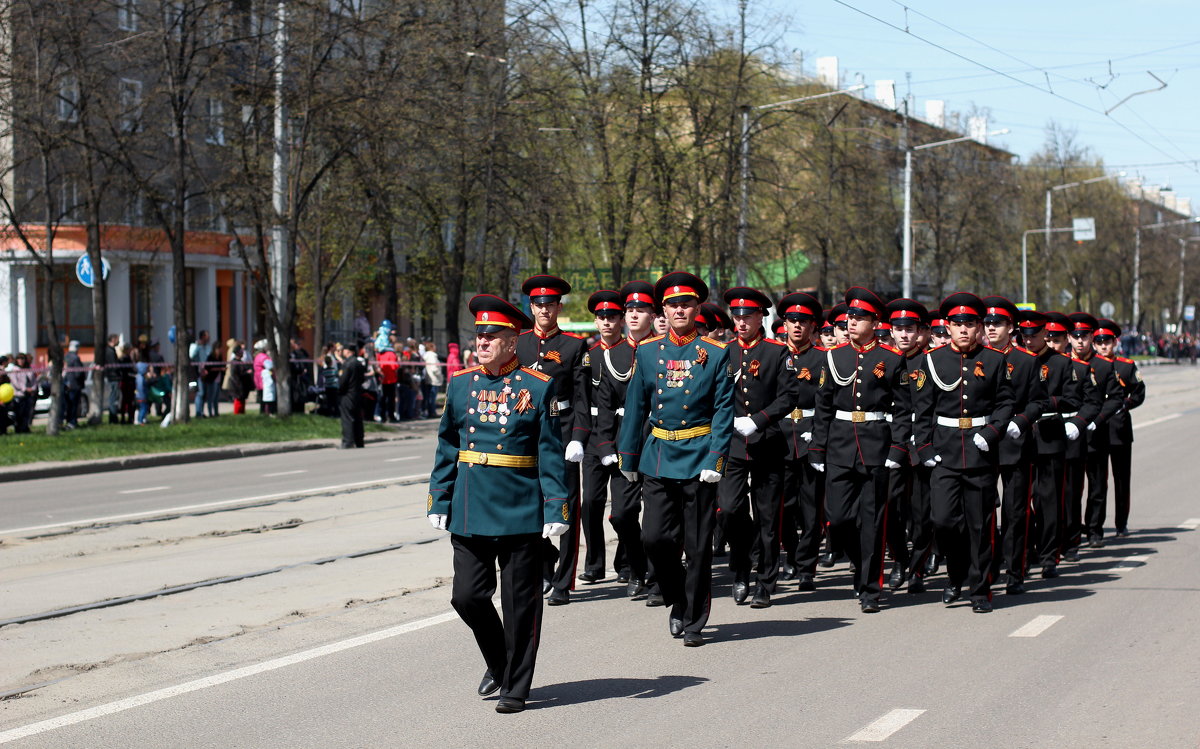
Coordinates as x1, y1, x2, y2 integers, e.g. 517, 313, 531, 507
777, 292, 826, 592
981, 296, 1048, 595
912, 293, 1014, 613
516, 275, 590, 605
1090, 319, 1146, 539
810, 287, 913, 613
718, 287, 798, 608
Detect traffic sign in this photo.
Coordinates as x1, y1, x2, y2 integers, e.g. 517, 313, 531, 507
1186, 305, 1196, 322
1072, 218, 1096, 242
75, 254, 110, 288
1100, 301, 1115, 317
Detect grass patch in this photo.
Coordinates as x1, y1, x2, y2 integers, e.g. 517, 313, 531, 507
0, 414, 388, 466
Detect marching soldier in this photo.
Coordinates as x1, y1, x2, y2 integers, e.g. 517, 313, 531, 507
427, 294, 570, 714
929, 317, 950, 349
981, 296, 1048, 595
777, 292, 827, 592
516, 275, 590, 605
912, 293, 1014, 613
884, 298, 934, 593
818, 310, 839, 351
718, 287, 798, 608
809, 287, 912, 613
617, 272, 734, 646
698, 302, 734, 341
1090, 319, 1146, 539
591, 281, 659, 599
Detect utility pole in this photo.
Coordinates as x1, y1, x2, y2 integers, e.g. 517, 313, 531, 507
271, 1, 289, 309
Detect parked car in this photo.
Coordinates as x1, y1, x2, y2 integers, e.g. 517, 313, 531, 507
33, 375, 91, 417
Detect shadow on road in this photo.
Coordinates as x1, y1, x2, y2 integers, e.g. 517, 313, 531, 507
529, 674, 709, 708
706, 615, 852, 643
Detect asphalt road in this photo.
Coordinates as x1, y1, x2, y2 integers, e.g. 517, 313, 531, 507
1, 365, 1198, 747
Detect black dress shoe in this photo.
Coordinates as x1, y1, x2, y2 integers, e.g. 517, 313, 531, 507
750, 588, 771, 608
888, 564, 905, 591
971, 599, 993, 613
907, 574, 925, 594
495, 697, 525, 714
645, 588, 665, 607
1005, 579, 1026, 595
542, 579, 552, 595
942, 585, 961, 605
1088, 535, 1105, 548
547, 588, 569, 606
859, 598, 880, 613
732, 581, 749, 604
627, 579, 646, 599
1063, 548, 1080, 563
478, 671, 500, 697
617, 570, 631, 584
796, 573, 816, 591
925, 554, 940, 576
818, 552, 835, 568
1116, 527, 1130, 537
683, 632, 705, 647
779, 562, 797, 581
669, 617, 684, 638
577, 571, 601, 584
1040, 564, 1059, 579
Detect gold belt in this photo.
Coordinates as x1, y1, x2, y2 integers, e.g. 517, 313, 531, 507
651, 425, 713, 441
458, 450, 537, 468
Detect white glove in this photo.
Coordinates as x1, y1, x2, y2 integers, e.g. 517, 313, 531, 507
1064, 422, 1081, 441
428, 514, 448, 531
564, 440, 585, 462
884, 459, 901, 469
973, 432, 989, 452
699, 469, 722, 483
543, 522, 569, 538
1087, 422, 1097, 433
923, 455, 942, 468
621, 470, 639, 482
801, 432, 812, 442
811, 462, 825, 473
600, 454, 618, 466
1006, 421, 1021, 439
733, 416, 758, 437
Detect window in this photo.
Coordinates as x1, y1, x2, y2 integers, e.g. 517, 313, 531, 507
56, 75, 79, 123
204, 97, 225, 145
124, 191, 144, 226
58, 179, 79, 222
36, 265, 95, 347
117, 0, 138, 31
118, 78, 142, 133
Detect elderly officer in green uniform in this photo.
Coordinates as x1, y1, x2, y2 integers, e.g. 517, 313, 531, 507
427, 294, 570, 714
618, 271, 734, 647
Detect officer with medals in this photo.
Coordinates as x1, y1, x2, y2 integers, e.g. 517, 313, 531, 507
810, 287, 913, 613
617, 272, 734, 646
1088, 319, 1145, 540
776, 292, 826, 592
516, 275, 590, 605
981, 296, 1048, 595
884, 298, 934, 593
1018, 310, 1084, 579
718, 287, 798, 608
912, 293, 1014, 613
427, 294, 570, 714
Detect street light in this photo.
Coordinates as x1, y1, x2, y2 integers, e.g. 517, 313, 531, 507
736, 84, 866, 286
901, 128, 1009, 298
1043, 172, 1125, 281
1133, 216, 1200, 332
1177, 236, 1200, 326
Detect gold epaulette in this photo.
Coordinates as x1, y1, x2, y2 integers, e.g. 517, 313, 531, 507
453, 366, 482, 378
701, 335, 727, 349
521, 367, 551, 382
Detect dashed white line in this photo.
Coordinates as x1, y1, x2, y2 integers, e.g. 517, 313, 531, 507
1107, 555, 1149, 574
1180, 518, 1200, 530
845, 709, 925, 742
1009, 614, 1064, 638
385, 456, 420, 463
117, 486, 170, 495
0, 610, 460, 745
262, 470, 307, 477
1132, 413, 1181, 430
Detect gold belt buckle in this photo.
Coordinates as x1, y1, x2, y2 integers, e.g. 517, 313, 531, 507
476, 452, 489, 465
958, 417, 974, 429
665, 429, 677, 440
851, 411, 866, 423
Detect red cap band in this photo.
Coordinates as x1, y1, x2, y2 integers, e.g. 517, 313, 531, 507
529, 287, 561, 297
947, 305, 978, 317
663, 285, 698, 300
848, 298, 878, 315
476, 309, 520, 329
986, 306, 1012, 319
890, 310, 920, 322
594, 301, 621, 313
1096, 327, 1117, 337
785, 304, 816, 316
930, 318, 946, 328
835, 313, 848, 323
1018, 320, 1042, 329
626, 292, 651, 305
1072, 322, 1093, 332
1046, 322, 1067, 333
730, 298, 761, 310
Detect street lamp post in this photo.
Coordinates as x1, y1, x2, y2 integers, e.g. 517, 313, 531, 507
736, 84, 866, 286
1133, 216, 1200, 332
901, 129, 1008, 298
1043, 173, 1125, 280
1021, 227, 1075, 304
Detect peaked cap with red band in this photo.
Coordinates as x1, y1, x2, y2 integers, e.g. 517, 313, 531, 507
778, 291, 823, 321
886, 298, 930, 326
1017, 309, 1048, 330
1068, 311, 1098, 334
722, 286, 774, 315
700, 302, 732, 332
587, 289, 623, 316
619, 280, 656, 309
1044, 311, 1070, 334
522, 274, 571, 304
470, 294, 533, 333
940, 291, 985, 321
844, 286, 885, 318
981, 295, 1019, 324
827, 301, 849, 326
655, 271, 708, 304
1094, 317, 1121, 339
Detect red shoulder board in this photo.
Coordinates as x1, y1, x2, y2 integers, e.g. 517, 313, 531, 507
518, 329, 534, 337
563, 331, 586, 339
764, 338, 787, 347
589, 341, 603, 351
520, 367, 551, 382
1117, 356, 1134, 364
926, 343, 947, 353
453, 365, 483, 378
880, 343, 902, 355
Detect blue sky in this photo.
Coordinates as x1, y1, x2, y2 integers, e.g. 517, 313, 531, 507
734, 0, 1200, 212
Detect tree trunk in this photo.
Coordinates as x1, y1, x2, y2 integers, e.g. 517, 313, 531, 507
86, 194, 107, 426
39, 264, 64, 437
171, 128, 191, 425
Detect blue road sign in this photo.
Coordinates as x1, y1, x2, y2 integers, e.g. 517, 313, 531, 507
75, 254, 110, 288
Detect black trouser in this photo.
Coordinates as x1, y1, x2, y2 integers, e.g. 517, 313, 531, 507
1062, 456, 1086, 553
824, 463, 890, 603
642, 476, 715, 635
580, 454, 612, 578
905, 465, 935, 579
12, 395, 34, 433
1084, 449, 1112, 540
782, 457, 825, 575
545, 460, 582, 595
450, 533, 543, 700
718, 451, 784, 595
930, 466, 998, 603
380, 383, 397, 422
1031, 453, 1065, 566
607, 460, 650, 583
997, 461, 1033, 582
339, 395, 363, 447
1109, 444, 1133, 532
885, 464, 913, 575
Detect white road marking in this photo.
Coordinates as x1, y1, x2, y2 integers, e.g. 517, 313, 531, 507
1009, 614, 1064, 638
385, 456, 420, 463
844, 709, 925, 742
1107, 555, 1149, 573
0, 475, 431, 536
117, 486, 170, 495
0, 610, 459, 745
1180, 518, 1200, 530
262, 470, 306, 477
1132, 413, 1180, 430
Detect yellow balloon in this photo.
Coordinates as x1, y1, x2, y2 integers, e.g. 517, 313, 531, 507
0, 382, 13, 404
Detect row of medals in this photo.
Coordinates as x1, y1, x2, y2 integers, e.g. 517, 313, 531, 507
472, 387, 511, 424
665, 359, 693, 388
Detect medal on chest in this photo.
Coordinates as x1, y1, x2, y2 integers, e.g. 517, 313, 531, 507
665, 359, 693, 388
